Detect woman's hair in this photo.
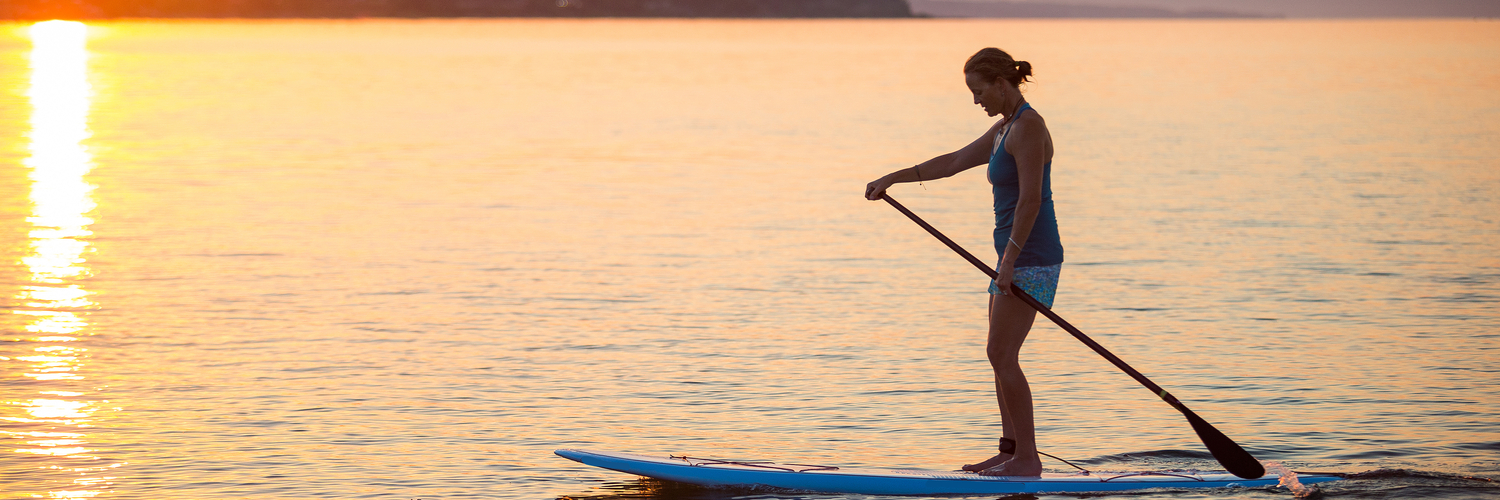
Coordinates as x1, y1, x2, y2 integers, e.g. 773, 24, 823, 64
963, 47, 1032, 87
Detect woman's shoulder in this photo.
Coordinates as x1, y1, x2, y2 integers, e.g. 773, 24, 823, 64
1017, 105, 1047, 126
1009, 107, 1049, 137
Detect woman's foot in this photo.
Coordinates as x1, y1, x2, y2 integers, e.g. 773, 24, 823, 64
961, 437, 1016, 472
977, 454, 1043, 477
960, 452, 1011, 472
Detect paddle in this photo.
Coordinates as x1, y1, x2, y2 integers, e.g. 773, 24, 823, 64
878, 194, 1266, 479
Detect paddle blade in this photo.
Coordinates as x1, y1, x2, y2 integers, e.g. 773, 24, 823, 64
1185, 411, 1265, 479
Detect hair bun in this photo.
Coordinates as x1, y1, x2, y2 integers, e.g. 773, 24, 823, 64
964, 48, 1033, 86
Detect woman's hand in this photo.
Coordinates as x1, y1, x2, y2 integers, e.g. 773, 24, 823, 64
993, 262, 1015, 296
865, 174, 897, 200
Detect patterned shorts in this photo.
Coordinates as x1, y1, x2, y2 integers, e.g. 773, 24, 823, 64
988, 263, 1061, 308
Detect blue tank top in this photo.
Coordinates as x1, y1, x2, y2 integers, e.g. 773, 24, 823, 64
989, 103, 1064, 267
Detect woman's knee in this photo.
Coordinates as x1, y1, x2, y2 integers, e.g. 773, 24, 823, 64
987, 342, 1018, 367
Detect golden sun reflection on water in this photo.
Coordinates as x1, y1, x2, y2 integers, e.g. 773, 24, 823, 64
1, 20, 115, 498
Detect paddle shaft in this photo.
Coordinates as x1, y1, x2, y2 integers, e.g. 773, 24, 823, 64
880, 195, 1182, 408
879, 194, 1265, 479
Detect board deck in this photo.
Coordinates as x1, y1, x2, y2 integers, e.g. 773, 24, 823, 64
555, 449, 1342, 495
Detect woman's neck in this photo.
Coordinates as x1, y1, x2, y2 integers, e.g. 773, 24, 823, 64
1004, 96, 1027, 122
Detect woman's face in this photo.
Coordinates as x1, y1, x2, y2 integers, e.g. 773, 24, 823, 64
965, 72, 1008, 117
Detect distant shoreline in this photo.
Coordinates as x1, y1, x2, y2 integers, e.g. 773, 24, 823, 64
0, 0, 1314, 21
2, 0, 918, 20
5, 16, 1495, 22
3, 0, 1496, 21
5, 16, 1493, 21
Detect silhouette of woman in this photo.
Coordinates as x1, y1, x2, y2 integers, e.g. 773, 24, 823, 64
864, 47, 1063, 477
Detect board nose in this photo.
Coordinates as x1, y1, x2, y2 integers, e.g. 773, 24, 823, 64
554, 449, 587, 462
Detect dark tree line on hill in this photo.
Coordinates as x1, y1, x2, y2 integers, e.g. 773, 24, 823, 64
1, 0, 913, 18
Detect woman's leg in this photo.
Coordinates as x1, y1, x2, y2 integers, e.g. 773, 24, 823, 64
978, 291, 1043, 476
961, 292, 1022, 471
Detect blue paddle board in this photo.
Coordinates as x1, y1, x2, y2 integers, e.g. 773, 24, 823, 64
555, 449, 1342, 495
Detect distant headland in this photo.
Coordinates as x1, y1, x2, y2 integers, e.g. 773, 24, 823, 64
0, 0, 913, 19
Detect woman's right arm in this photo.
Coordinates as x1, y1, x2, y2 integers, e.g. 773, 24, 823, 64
865, 120, 1005, 200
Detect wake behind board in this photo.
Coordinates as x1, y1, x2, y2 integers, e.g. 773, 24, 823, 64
555, 449, 1342, 495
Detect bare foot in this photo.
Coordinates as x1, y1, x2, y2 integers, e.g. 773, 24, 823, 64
960, 452, 1011, 472
977, 454, 1043, 477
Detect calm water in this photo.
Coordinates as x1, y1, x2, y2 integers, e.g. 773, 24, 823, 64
0, 18, 1497, 499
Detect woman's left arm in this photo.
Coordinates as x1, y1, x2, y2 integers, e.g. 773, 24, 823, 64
995, 114, 1050, 293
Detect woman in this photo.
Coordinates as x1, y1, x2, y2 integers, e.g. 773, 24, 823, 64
864, 47, 1063, 477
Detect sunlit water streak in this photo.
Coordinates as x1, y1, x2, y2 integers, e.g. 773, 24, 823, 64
0, 19, 1495, 500
2, 20, 116, 499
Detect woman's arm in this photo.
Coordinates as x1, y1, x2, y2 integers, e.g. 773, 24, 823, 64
864, 119, 1007, 200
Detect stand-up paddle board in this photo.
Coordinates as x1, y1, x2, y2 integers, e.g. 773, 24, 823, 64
556, 449, 1343, 495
